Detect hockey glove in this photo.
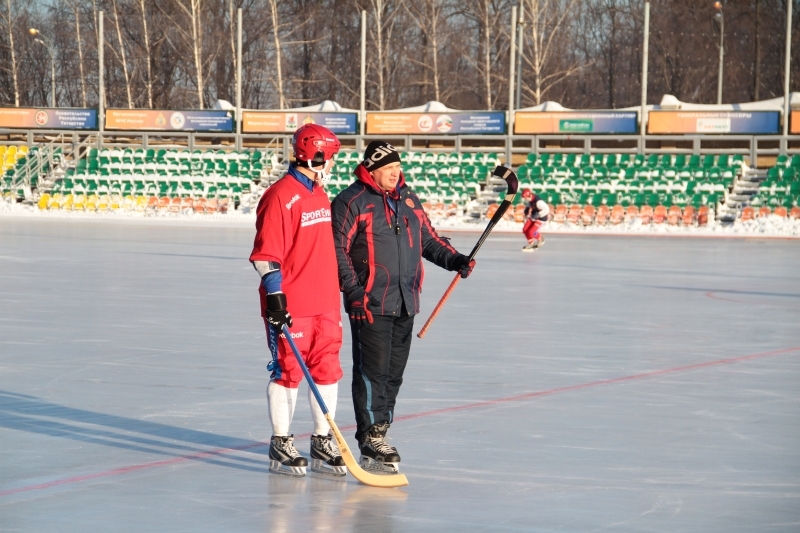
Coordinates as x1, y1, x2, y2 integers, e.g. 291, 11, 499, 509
452, 254, 476, 279
348, 295, 374, 327
264, 292, 293, 330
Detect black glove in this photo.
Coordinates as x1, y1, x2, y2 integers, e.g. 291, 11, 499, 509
348, 295, 373, 327
453, 254, 476, 279
264, 292, 293, 331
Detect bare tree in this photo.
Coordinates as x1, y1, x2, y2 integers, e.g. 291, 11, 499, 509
110, 0, 133, 107
139, 0, 154, 107
2, 0, 21, 105
269, 0, 285, 108
404, 0, 444, 102
522, 0, 582, 106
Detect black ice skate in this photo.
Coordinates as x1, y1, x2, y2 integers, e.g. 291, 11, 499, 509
359, 422, 401, 475
269, 435, 308, 477
310, 434, 347, 477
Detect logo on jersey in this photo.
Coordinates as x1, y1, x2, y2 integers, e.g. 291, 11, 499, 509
301, 208, 331, 227
278, 331, 304, 339
286, 194, 301, 210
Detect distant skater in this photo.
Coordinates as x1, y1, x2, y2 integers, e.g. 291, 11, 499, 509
249, 124, 346, 478
521, 189, 550, 252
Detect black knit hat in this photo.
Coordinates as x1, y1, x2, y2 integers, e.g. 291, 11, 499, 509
363, 141, 401, 171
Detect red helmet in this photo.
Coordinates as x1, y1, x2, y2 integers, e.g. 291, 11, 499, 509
521, 188, 533, 200
292, 124, 341, 164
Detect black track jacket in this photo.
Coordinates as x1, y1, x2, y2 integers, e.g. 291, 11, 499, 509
331, 163, 462, 317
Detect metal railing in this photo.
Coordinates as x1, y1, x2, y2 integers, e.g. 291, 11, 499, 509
3, 129, 799, 169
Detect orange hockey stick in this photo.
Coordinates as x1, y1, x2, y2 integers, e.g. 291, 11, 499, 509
417, 165, 519, 339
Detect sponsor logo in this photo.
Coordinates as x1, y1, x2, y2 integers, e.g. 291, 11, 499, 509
436, 114, 453, 133
559, 119, 593, 132
417, 115, 433, 132
35, 110, 49, 126
286, 114, 298, 131
279, 331, 304, 339
405, 198, 415, 207
285, 194, 301, 209
170, 112, 186, 129
155, 113, 167, 127
696, 118, 731, 133
301, 207, 331, 227
364, 144, 399, 169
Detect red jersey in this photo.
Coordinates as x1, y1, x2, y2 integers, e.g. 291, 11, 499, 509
250, 173, 340, 318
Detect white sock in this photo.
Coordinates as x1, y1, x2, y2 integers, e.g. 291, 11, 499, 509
267, 382, 298, 437
309, 383, 338, 436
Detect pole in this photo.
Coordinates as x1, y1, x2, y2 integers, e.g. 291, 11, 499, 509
515, 4, 525, 110
507, 6, 516, 167
99, 11, 104, 143
236, 8, 242, 150
640, 1, 649, 154
717, 11, 724, 105
49, 47, 55, 108
360, 10, 366, 140
782, 0, 793, 140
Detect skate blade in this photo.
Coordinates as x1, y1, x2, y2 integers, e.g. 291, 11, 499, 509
269, 460, 306, 477
521, 248, 536, 252
359, 456, 400, 475
310, 459, 347, 477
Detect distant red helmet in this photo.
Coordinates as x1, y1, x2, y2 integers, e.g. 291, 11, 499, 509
521, 188, 533, 199
292, 124, 341, 164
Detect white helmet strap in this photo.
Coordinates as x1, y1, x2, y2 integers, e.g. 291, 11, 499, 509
306, 159, 333, 185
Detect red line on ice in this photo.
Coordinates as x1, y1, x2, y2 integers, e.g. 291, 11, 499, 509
2, 345, 799, 498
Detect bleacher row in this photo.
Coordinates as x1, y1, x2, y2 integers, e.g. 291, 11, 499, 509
753, 155, 800, 213
2, 144, 799, 221
35, 147, 269, 213
1, 145, 55, 199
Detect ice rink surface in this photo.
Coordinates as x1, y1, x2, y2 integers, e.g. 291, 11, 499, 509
1, 218, 799, 533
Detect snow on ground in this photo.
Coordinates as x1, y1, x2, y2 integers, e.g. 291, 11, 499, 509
3, 197, 799, 238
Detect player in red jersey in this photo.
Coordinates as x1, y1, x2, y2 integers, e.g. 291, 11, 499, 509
249, 124, 346, 478
521, 188, 550, 252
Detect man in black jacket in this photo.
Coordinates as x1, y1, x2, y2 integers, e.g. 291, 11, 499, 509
331, 140, 474, 474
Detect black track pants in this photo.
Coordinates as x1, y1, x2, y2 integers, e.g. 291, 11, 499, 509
350, 314, 415, 444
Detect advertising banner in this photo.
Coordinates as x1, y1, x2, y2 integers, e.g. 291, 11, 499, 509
514, 111, 637, 134
791, 110, 800, 135
647, 111, 780, 134
105, 109, 233, 132
366, 112, 505, 135
0, 108, 97, 129
242, 111, 357, 134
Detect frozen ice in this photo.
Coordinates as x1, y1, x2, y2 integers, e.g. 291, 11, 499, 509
1, 217, 799, 532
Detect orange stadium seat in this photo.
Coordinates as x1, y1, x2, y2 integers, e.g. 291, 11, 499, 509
697, 205, 710, 226
610, 205, 624, 224
774, 206, 788, 218
740, 206, 755, 221
667, 205, 682, 225
595, 204, 610, 225
757, 206, 771, 218
553, 204, 568, 223
790, 207, 800, 219
624, 205, 639, 223
640, 205, 654, 224
653, 205, 668, 224
567, 204, 581, 224
581, 204, 595, 225
682, 205, 696, 226
485, 203, 498, 218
